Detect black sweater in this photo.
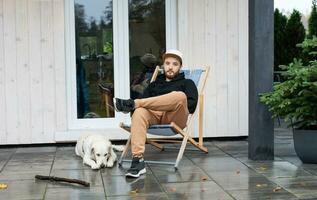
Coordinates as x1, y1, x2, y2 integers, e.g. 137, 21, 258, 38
142, 72, 198, 113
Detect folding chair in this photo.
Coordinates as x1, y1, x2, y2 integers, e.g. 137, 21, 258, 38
118, 66, 210, 170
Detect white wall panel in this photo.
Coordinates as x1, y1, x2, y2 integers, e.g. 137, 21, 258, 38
28, 0, 44, 143
0, 0, 6, 144
178, 0, 248, 137
0, 0, 66, 144
16, 0, 31, 143
39, 0, 55, 143
3, 0, 18, 144
53, 0, 67, 132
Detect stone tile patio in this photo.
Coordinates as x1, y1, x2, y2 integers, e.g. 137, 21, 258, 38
1, 124, 317, 199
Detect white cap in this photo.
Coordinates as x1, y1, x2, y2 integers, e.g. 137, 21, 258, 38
162, 49, 183, 65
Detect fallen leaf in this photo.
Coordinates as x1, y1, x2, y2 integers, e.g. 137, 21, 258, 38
129, 188, 139, 195
201, 176, 208, 181
0, 183, 8, 189
169, 187, 177, 192
273, 186, 282, 192
259, 167, 267, 171
299, 182, 306, 186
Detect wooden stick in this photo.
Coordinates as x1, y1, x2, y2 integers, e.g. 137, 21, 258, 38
35, 175, 90, 187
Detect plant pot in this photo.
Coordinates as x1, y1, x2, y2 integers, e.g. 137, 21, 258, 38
293, 129, 317, 164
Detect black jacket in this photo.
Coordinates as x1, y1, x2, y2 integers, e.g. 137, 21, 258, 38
142, 72, 198, 113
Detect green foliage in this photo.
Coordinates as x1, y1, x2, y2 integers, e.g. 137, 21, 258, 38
274, 9, 288, 70
284, 10, 306, 66
308, 0, 317, 38
297, 36, 317, 63
260, 38, 317, 129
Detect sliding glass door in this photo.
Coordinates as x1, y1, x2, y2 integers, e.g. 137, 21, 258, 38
66, 0, 174, 130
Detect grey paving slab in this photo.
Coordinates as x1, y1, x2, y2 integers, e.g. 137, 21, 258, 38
0, 152, 13, 161
243, 161, 312, 178
191, 156, 250, 173
279, 156, 304, 166
44, 186, 106, 200
0, 170, 50, 181
52, 158, 90, 170
3, 161, 52, 172
55, 148, 79, 160
272, 176, 317, 199
167, 192, 234, 200
102, 174, 164, 197
213, 140, 249, 157
0, 148, 17, 154
207, 169, 276, 191
107, 193, 169, 200
0, 179, 46, 200
9, 152, 55, 163
162, 181, 234, 200
227, 188, 298, 200
15, 146, 56, 154
236, 156, 283, 163
149, 163, 211, 183
184, 145, 229, 158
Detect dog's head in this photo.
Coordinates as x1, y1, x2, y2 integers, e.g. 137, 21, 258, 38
91, 140, 112, 168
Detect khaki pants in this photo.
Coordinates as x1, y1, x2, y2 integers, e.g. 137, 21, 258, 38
131, 91, 189, 157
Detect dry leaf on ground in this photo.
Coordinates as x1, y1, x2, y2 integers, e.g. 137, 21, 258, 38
0, 183, 8, 189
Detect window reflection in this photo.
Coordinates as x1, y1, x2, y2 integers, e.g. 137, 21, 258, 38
129, 0, 166, 99
74, 0, 114, 118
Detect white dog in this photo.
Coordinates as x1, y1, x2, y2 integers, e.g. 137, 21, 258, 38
75, 134, 125, 169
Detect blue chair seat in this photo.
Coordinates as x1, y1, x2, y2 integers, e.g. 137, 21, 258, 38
122, 124, 178, 136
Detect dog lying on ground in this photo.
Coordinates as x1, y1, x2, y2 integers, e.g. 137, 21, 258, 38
75, 134, 125, 169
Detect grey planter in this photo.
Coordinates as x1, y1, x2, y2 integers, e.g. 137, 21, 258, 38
293, 129, 317, 164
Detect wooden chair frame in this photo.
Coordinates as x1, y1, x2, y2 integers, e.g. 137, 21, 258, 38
118, 66, 210, 170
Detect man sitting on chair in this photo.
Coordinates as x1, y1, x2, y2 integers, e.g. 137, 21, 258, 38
114, 49, 198, 178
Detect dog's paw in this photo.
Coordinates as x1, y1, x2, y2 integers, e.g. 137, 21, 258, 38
106, 161, 114, 168
91, 164, 100, 170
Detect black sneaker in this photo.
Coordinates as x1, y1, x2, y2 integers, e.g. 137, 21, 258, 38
113, 98, 135, 113
125, 157, 146, 178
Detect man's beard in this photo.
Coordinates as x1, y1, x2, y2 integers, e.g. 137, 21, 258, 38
165, 70, 179, 80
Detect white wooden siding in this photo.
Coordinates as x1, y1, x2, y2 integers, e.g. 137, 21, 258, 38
16, 0, 31, 144
0, 0, 64, 144
0, 0, 248, 144
0, 0, 6, 143
178, 0, 248, 137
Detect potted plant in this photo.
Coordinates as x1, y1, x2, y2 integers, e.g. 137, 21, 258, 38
260, 37, 317, 163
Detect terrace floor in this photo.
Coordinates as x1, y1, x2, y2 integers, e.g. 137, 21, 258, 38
1, 123, 317, 200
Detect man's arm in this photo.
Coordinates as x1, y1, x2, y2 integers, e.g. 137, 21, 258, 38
184, 80, 198, 113
141, 82, 154, 99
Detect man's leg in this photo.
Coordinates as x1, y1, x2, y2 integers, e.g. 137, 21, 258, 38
135, 91, 188, 113
126, 108, 161, 178
160, 92, 189, 128
114, 91, 188, 113
130, 108, 161, 157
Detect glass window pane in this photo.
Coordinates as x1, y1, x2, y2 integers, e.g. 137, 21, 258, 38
129, 0, 166, 99
74, 0, 114, 119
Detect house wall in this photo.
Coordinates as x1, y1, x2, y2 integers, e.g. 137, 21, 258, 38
0, 0, 248, 144
178, 0, 248, 137
0, 0, 66, 144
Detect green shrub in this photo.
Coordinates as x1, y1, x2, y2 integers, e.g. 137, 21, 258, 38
260, 37, 317, 129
